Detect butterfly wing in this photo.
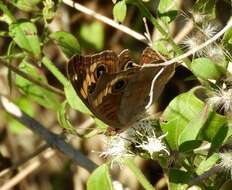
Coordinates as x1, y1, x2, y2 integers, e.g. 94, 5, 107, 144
67, 51, 120, 112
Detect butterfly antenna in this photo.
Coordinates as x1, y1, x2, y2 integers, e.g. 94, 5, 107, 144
145, 67, 165, 109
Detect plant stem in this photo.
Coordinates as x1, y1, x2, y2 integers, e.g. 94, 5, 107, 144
125, 158, 155, 190
127, 0, 191, 67
0, 60, 64, 96
42, 56, 68, 86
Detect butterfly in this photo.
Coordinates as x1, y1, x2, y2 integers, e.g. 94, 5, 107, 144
67, 47, 175, 131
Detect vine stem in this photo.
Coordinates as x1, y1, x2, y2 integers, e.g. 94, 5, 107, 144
125, 159, 155, 190
62, 0, 149, 44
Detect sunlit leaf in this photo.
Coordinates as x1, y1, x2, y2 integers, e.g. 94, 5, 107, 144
157, 0, 178, 23
113, 0, 127, 23
64, 82, 91, 114
87, 164, 114, 190
16, 59, 59, 110
9, 20, 41, 58
11, 0, 40, 12
196, 153, 219, 175
191, 58, 226, 80
49, 31, 81, 58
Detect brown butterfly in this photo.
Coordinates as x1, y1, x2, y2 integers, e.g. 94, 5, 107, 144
67, 47, 175, 131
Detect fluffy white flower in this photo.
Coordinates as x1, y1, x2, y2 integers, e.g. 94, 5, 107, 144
207, 88, 232, 113
202, 23, 219, 38
136, 133, 169, 157
100, 135, 134, 166
219, 152, 232, 176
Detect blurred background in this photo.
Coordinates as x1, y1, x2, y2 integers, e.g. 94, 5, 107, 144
0, 0, 231, 189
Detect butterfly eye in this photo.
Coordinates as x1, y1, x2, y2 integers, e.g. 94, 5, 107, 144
112, 79, 126, 93
95, 65, 107, 79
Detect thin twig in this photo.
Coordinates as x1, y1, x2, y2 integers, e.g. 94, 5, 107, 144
188, 165, 222, 187
0, 60, 64, 96
62, 0, 149, 44
0, 149, 55, 190
0, 95, 98, 172
174, 19, 194, 43
0, 144, 49, 177
143, 19, 232, 67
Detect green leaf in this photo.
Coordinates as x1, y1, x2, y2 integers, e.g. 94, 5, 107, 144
16, 59, 60, 110
193, 0, 216, 18
80, 21, 104, 50
9, 20, 41, 58
178, 106, 209, 146
87, 164, 114, 190
0, 1, 15, 24
49, 31, 81, 58
191, 58, 226, 80
11, 0, 41, 12
64, 82, 91, 114
196, 153, 219, 175
57, 101, 77, 134
113, 0, 127, 23
208, 124, 228, 157
161, 90, 227, 150
161, 91, 204, 150
157, 0, 178, 23
169, 169, 191, 184
223, 26, 232, 53
152, 39, 171, 56
179, 140, 202, 153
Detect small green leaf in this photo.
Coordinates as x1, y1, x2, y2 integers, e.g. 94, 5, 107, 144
113, 0, 127, 23
64, 82, 91, 114
191, 58, 226, 80
9, 20, 41, 58
178, 106, 209, 146
87, 164, 114, 190
169, 169, 191, 184
16, 59, 59, 110
208, 124, 228, 157
223, 26, 232, 52
11, 0, 40, 12
157, 0, 178, 23
196, 153, 219, 175
179, 140, 202, 153
49, 31, 81, 58
57, 101, 77, 134
95, 118, 108, 130
153, 39, 170, 56
0, 1, 15, 24
80, 21, 104, 50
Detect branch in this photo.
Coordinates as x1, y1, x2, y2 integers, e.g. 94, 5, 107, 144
188, 165, 222, 187
143, 19, 232, 67
0, 95, 98, 172
0, 60, 64, 96
62, 0, 149, 44
0, 149, 55, 190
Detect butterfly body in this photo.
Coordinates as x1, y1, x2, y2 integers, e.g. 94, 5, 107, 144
67, 47, 175, 130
